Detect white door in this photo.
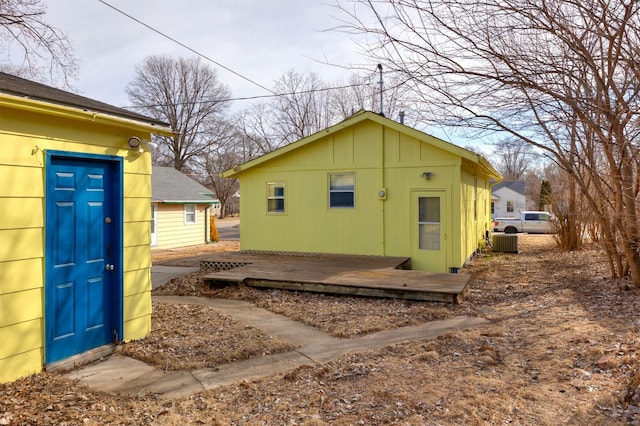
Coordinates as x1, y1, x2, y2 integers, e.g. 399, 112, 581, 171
150, 204, 158, 246
411, 190, 449, 272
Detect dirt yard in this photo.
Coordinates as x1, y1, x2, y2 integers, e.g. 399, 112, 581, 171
1, 235, 639, 425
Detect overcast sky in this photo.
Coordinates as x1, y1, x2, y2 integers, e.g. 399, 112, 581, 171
44, 0, 369, 109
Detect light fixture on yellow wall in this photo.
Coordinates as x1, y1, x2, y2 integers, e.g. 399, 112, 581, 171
127, 136, 141, 149
421, 171, 433, 180
128, 136, 157, 153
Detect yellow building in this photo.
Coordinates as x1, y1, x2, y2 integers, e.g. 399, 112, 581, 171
223, 110, 501, 273
151, 166, 217, 249
0, 72, 172, 383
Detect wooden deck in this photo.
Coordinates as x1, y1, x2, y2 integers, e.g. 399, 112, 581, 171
202, 252, 470, 304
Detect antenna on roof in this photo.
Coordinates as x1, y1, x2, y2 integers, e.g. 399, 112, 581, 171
377, 64, 384, 117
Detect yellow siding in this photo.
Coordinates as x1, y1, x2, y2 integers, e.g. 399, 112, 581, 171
0, 319, 42, 360
0, 288, 42, 328
124, 314, 151, 342
124, 244, 152, 272
0, 228, 43, 263
124, 290, 152, 320
152, 204, 209, 250
123, 290, 152, 341
124, 268, 151, 297
0, 258, 43, 295
0, 197, 43, 229
0, 101, 155, 383
0, 349, 42, 384
0, 165, 44, 197
124, 221, 151, 247
236, 116, 497, 273
125, 197, 152, 222
124, 172, 152, 198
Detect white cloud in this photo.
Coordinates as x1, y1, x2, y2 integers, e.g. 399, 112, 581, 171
43, 0, 368, 108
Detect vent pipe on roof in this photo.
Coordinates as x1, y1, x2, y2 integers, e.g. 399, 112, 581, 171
399, 111, 405, 124
377, 64, 384, 117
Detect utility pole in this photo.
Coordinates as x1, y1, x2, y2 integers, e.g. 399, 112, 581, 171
377, 64, 384, 116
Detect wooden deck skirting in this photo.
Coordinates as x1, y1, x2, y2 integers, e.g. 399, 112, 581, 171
202, 252, 470, 304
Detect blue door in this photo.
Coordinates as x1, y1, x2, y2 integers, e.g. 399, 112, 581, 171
45, 153, 122, 363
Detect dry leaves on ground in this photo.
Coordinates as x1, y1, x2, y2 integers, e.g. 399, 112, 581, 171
2, 235, 640, 425
155, 274, 458, 338
120, 302, 295, 371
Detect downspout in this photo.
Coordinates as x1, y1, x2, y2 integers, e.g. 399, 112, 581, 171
204, 205, 210, 243
381, 123, 386, 256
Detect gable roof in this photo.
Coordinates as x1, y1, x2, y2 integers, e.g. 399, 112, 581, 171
0, 72, 172, 134
222, 110, 501, 179
152, 166, 216, 204
493, 180, 526, 196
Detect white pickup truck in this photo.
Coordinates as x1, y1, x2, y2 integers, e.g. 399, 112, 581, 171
493, 211, 554, 234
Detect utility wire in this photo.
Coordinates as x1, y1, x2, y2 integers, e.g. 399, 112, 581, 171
96, 0, 277, 95
121, 81, 379, 109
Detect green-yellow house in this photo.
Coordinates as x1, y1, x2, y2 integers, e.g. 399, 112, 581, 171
0, 72, 172, 383
223, 110, 501, 273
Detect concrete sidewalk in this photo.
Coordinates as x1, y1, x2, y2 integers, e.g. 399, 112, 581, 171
151, 265, 199, 289
67, 296, 488, 399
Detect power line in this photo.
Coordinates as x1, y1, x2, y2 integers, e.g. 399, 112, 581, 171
96, 0, 276, 95
121, 81, 378, 109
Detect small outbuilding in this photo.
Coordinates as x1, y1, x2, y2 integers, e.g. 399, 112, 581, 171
223, 110, 501, 273
151, 166, 217, 249
0, 72, 172, 383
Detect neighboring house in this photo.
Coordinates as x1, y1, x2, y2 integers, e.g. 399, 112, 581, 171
222, 110, 501, 273
492, 181, 526, 218
151, 166, 217, 249
0, 72, 172, 383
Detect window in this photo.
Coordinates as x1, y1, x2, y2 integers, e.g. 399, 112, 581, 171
329, 173, 355, 208
506, 201, 514, 213
184, 204, 196, 224
267, 182, 285, 213
524, 213, 549, 221
418, 196, 440, 250
491, 202, 495, 215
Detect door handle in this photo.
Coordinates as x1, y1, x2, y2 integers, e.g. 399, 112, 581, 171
105, 264, 115, 271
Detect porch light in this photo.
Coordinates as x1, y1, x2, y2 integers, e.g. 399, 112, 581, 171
421, 171, 433, 180
127, 136, 141, 149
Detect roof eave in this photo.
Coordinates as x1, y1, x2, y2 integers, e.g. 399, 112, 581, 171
0, 92, 175, 136
153, 200, 217, 204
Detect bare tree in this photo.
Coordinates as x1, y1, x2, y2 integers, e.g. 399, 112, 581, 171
236, 102, 285, 159
329, 71, 413, 121
237, 69, 413, 155
197, 128, 242, 219
0, 0, 76, 84
126, 55, 231, 171
524, 171, 542, 211
271, 70, 334, 144
494, 138, 535, 181
202, 150, 240, 219
341, 0, 640, 286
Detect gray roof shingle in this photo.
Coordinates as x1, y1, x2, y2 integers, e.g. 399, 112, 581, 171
493, 180, 525, 195
0, 72, 169, 128
152, 166, 215, 203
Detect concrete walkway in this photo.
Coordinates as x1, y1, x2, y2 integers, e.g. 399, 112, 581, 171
150, 265, 199, 289
67, 296, 488, 399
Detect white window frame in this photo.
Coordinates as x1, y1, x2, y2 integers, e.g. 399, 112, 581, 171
184, 204, 197, 224
267, 182, 286, 214
329, 173, 355, 208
